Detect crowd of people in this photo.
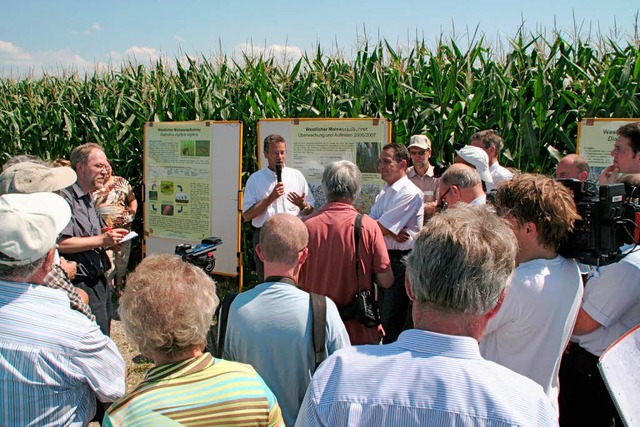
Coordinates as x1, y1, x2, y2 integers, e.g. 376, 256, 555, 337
0, 122, 639, 426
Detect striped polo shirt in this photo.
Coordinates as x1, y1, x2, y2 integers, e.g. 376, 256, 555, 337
104, 353, 284, 427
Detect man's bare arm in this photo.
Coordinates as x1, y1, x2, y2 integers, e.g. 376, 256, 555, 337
242, 183, 284, 222
374, 267, 394, 289
572, 307, 602, 336
58, 229, 127, 254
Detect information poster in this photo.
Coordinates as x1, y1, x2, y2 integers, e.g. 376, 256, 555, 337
145, 122, 212, 242
259, 119, 390, 212
578, 118, 640, 179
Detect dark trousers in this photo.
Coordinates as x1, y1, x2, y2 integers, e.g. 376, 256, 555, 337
379, 249, 411, 344
76, 275, 111, 336
252, 227, 264, 282
559, 344, 622, 426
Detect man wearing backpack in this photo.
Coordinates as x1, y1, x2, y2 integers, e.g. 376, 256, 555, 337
221, 214, 350, 426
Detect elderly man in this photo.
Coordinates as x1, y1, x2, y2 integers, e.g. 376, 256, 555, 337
301, 160, 393, 345
0, 160, 94, 320
104, 254, 284, 426
296, 205, 558, 427
558, 172, 640, 426
370, 143, 424, 343
58, 143, 128, 336
243, 134, 315, 280
406, 135, 440, 217
224, 214, 349, 426
599, 122, 640, 184
480, 174, 583, 412
556, 154, 589, 181
0, 192, 125, 426
438, 163, 486, 207
470, 129, 514, 184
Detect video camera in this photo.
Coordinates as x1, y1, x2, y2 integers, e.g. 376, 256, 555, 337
558, 179, 640, 265
175, 237, 223, 275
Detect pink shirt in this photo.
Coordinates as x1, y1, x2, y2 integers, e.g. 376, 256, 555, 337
300, 202, 390, 345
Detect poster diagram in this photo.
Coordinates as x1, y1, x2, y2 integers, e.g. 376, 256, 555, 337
145, 123, 212, 242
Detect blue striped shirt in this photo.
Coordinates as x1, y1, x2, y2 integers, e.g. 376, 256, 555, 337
296, 329, 558, 427
0, 279, 125, 426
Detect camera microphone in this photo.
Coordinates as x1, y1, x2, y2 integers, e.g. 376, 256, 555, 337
275, 163, 282, 183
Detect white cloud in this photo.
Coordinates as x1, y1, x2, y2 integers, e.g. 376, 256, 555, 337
91, 23, 102, 31
174, 35, 186, 42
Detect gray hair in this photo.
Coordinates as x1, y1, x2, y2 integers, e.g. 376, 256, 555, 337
0, 256, 47, 282
118, 254, 219, 359
322, 160, 362, 203
405, 205, 517, 315
259, 214, 308, 265
441, 164, 482, 188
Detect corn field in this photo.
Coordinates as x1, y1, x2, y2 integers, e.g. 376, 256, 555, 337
1, 31, 639, 281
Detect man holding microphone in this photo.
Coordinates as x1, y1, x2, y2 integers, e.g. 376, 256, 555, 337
243, 134, 314, 280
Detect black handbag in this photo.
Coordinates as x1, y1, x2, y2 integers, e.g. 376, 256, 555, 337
339, 214, 381, 328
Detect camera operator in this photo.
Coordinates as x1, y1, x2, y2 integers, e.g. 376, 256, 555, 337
558, 172, 640, 427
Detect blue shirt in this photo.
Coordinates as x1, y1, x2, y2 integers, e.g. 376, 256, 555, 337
224, 279, 350, 426
296, 329, 558, 427
0, 280, 125, 426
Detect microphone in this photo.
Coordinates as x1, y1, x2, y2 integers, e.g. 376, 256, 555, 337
275, 163, 282, 183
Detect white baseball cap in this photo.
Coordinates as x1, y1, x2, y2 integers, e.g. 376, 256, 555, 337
0, 192, 71, 266
408, 135, 432, 150
456, 145, 494, 188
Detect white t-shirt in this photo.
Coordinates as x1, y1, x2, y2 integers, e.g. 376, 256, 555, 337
242, 166, 314, 228
572, 247, 640, 356
490, 162, 514, 185
369, 175, 424, 251
480, 255, 583, 412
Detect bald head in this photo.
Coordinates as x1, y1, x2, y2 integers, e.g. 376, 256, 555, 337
440, 164, 485, 205
259, 214, 309, 266
556, 154, 589, 181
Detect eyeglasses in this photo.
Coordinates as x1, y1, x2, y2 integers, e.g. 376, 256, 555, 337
436, 186, 454, 212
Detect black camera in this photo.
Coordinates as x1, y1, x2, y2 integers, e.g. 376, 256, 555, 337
175, 237, 223, 275
558, 179, 640, 265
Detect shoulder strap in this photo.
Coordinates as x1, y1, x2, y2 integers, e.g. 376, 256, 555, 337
310, 293, 327, 371
354, 213, 363, 292
213, 292, 238, 359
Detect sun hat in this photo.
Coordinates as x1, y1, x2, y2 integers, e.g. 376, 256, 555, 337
0, 162, 77, 195
0, 192, 71, 266
456, 145, 494, 188
408, 135, 432, 150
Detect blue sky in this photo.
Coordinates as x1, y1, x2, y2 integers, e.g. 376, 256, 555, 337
1, 0, 637, 77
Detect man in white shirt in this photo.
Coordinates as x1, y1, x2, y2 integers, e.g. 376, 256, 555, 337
559, 174, 640, 426
370, 143, 424, 343
470, 129, 514, 185
480, 174, 583, 413
438, 163, 486, 207
296, 205, 558, 427
242, 134, 314, 280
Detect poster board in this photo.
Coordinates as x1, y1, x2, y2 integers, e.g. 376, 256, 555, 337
599, 323, 640, 427
257, 118, 391, 212
577, 118, 640, 180
143, 121, 242, 277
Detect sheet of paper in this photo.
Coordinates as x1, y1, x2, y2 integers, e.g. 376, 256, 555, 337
120, 230, 138, 243
598, 324, 640, 427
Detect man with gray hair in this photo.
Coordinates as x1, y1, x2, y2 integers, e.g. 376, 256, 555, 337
301, 160, 393, 345
224, 213, 349, 426
296, 205, 557, 426
438, 163, 486, 208
556, 154, 589, 181
0, 192, 125, 426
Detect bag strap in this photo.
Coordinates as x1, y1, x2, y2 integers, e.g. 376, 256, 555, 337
310, 292, 326, 371
354, 213, 363, 293
213, 292, 238, 358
